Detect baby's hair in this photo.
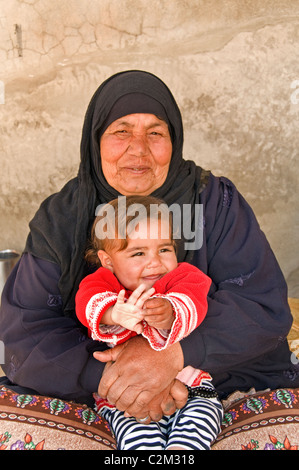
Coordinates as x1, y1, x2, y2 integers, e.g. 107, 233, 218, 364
85, 195, 175, 267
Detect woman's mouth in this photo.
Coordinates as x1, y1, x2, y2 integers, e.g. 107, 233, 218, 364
124, 166, 150, 174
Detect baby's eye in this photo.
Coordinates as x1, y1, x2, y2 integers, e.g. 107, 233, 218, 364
131, 251, 144, 257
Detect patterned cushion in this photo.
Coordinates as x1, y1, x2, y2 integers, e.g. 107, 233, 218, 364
212, 388, 299, 450
0, 386, 116, 450
1, 384, 298, 450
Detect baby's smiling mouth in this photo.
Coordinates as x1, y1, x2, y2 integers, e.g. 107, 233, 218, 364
142, 274, 164, 282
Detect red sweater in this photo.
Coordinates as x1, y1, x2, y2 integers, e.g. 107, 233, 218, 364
76, 262, 211, 351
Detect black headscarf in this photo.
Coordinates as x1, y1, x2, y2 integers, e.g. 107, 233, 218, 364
25, 70, 210, 314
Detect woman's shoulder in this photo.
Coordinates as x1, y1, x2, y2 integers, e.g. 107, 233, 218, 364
28, 178, 80, 233
25, 178, 80, 263
38, 177, 79, 212
203, 170, 237, 198
200, 170, 243, 215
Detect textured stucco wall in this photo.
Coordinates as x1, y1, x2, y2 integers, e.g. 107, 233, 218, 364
0, 0, 298, 296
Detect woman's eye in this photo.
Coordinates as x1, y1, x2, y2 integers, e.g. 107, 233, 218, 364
149, 131, 161, 136
113, 129, 130, 137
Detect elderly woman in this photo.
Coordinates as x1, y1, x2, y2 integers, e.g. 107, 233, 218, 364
0, 70, 298, 423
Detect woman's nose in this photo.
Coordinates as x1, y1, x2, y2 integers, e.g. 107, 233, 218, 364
128, 133, 148, 156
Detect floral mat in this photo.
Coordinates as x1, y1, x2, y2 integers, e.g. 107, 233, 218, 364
0, 386, 116, 450
1, 384, 298, 451
211, 387, 299, 450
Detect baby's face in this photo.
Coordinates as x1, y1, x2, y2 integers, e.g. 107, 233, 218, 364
108, 217, 177, 291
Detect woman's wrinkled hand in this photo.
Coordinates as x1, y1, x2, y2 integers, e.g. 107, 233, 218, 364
123, 379, 188, 423
93, 335, 185, 421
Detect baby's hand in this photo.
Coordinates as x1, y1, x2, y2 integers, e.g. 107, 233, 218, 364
111, 290, 143, 334
143, 297, 174, 330
111, 285, 155, 334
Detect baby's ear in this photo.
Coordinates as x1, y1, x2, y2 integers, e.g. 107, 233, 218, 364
97, 250, 114, 272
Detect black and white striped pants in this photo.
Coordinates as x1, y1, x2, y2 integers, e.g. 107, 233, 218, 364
100, 395, 223, 450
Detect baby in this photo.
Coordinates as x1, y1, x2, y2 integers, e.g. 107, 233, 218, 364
76, 195, 223, 450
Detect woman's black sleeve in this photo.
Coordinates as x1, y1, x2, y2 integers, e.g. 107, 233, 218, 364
181, 176, 293, 375
0, 253, 106, 404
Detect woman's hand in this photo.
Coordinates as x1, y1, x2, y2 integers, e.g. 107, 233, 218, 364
94, 335, 185, 420
124, 379, 188, 423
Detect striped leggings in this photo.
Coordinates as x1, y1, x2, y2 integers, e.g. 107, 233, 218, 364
100, 395, 223, 450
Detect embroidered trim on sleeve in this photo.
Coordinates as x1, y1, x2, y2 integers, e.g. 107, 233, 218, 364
142, 292, 198, 351
85, 292, 131, 345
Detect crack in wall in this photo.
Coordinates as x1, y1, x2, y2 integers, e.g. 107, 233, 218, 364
0, 0, 299, 295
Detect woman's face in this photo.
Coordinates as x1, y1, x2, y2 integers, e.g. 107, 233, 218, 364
100, 113, 172, 196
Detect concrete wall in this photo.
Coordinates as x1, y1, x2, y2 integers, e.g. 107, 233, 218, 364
0, 0, 298, 296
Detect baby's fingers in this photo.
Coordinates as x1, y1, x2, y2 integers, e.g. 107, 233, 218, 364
116, 289, 126, 304
135, 287, 155, 308
127, 284, 147, 304
132, 322, 144, 335
127, 284, 155, 307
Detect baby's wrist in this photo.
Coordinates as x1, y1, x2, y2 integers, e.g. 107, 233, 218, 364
110, 305, 120, 325
100, 305, 118, 326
